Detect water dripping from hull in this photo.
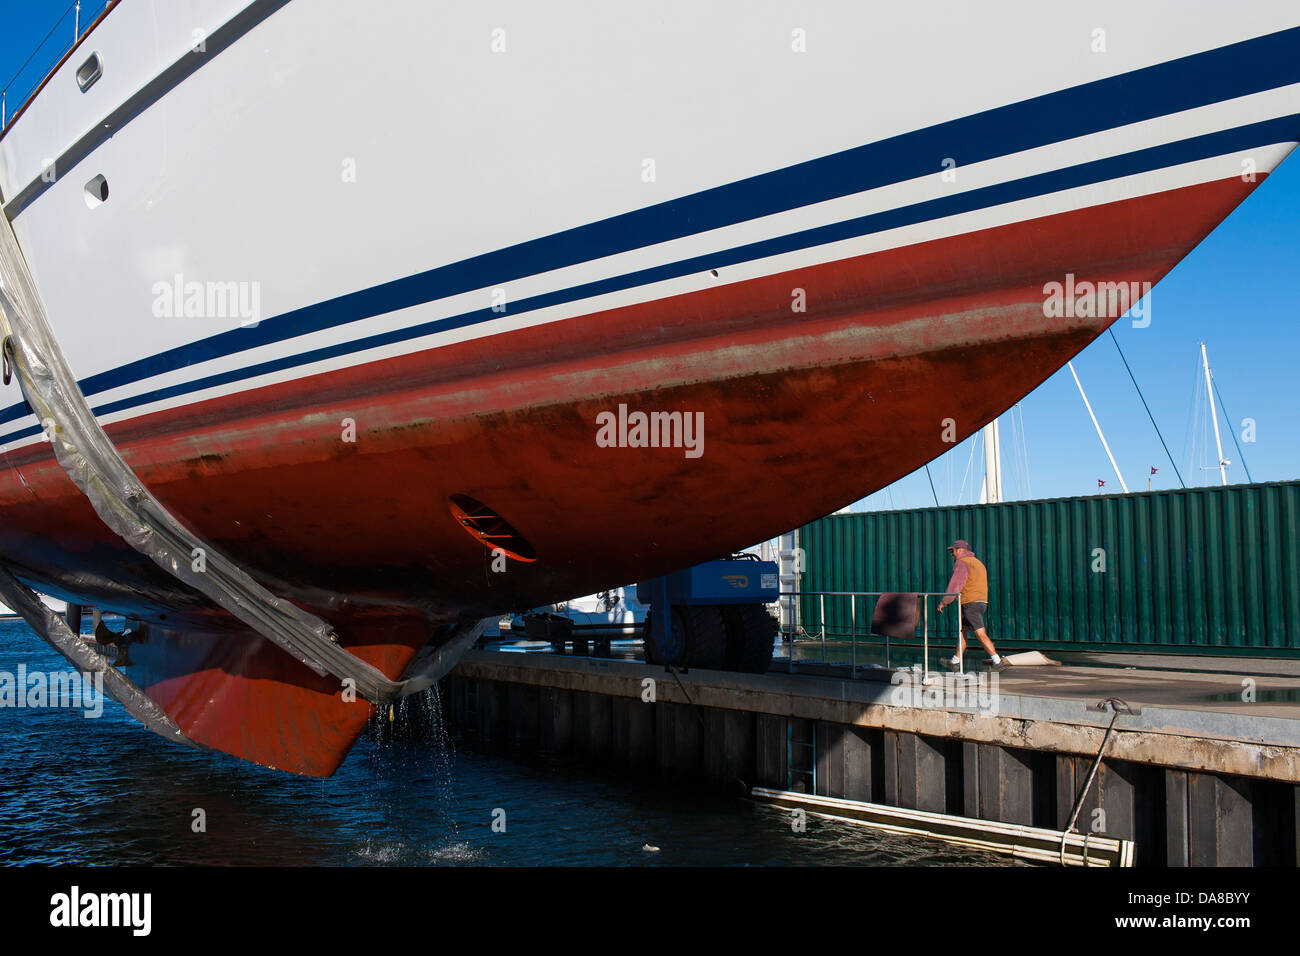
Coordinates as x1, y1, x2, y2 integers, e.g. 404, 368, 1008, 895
351, 684, 471, 863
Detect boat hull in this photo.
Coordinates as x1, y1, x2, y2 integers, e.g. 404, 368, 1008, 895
1, 1, 1298, 773
2, 174, 1266, 774
0, 174, 1264, 618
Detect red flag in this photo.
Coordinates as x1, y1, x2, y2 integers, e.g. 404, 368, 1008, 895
1150, 466, 1159, 475
1098, 479, 1106, 488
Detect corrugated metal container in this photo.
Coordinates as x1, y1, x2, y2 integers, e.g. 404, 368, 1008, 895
798, 480, 1300, 656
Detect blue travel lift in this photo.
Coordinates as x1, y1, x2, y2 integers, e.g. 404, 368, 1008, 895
637, 554, 780, 673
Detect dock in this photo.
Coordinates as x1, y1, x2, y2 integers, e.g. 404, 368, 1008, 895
444, 646, 1300, 866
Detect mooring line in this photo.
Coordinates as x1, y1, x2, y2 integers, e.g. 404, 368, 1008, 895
1059, 696, 1133, 866
665, 665, 709, 732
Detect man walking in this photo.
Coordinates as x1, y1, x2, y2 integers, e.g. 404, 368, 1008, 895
937, 539, 1006, 671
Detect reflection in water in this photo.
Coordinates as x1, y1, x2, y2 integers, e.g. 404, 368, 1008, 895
0, 620, 1018, 866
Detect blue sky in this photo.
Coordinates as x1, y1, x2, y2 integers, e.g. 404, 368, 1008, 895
874, 160, 1300, 510
0, 2, 92, 124
3, 3, 1298, 506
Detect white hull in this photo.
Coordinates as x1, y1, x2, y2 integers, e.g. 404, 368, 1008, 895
2, 1, 1299, 453
1, 2, 1298, 775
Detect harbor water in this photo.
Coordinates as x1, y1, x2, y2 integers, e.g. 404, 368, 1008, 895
0, 619, 1016, 866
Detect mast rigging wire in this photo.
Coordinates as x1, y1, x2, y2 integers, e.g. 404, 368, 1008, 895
1210, 373, 1253, 483
924, 464, 940, 508
1107, 328, 1185, 488
2, 1, 80, 100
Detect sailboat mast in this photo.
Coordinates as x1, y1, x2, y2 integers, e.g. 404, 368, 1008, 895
1201, 342, 1228, 486
980, 420, 1003, 503
1068, 361, 1129, 493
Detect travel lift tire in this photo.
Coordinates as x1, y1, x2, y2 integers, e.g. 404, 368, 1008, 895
723, 604, 778, 674
642, 605, 726, 669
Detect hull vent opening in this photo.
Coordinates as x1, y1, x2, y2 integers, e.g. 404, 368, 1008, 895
76, 52, 103, 91
448, 494, 537, 563
84, 174, 108, 207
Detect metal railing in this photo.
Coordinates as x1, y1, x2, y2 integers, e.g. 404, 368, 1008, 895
2, 1, 114, 132
777, 590, 964, 677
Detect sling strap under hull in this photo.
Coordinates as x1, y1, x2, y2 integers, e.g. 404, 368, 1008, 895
0, 196, 487, 705
0, 564, 201, 749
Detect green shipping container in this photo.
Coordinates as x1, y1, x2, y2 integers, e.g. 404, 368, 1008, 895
797, 479, 1300, 657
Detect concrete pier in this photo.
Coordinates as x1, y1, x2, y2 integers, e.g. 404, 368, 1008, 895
444, 650, 1300, 866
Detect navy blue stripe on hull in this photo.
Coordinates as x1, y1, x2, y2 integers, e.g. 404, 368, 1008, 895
3, 26, 1300, 440
0, 114, 1294, 446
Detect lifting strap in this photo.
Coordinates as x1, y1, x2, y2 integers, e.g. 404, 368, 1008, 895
0, 564, 201, 749
0, 207, 485, 706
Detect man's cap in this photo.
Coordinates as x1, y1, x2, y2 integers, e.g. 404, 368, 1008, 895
947, 539, 971, 552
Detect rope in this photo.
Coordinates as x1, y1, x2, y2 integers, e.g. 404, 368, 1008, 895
665, 665, 708, 731
1059, 696, 1131, 866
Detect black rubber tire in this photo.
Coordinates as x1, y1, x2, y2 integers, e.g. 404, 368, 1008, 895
641, 613, 656, 664
682, 605, 726, 670
642, 609, 684, 666
527, 612, 573, 651
642, 606, 725, 669
723, 604, 778, 674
